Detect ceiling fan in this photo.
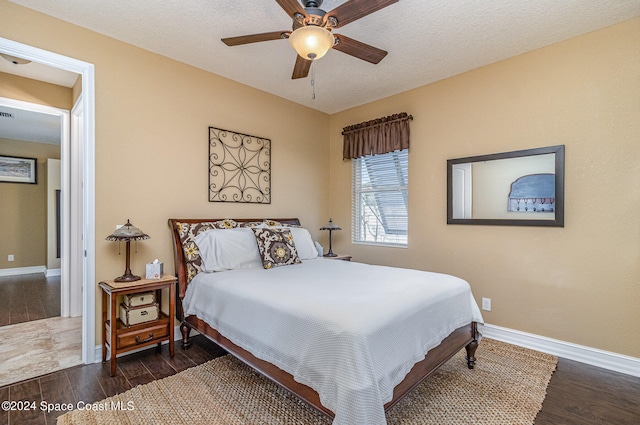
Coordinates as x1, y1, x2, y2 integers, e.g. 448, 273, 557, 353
221, 0, 398, 79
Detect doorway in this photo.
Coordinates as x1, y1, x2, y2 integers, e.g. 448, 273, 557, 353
0, 91, 84, 387
0, 37, 96, 364
0, 96, 84, 317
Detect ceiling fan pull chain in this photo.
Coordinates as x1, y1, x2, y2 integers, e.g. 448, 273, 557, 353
311, 61, 316, 100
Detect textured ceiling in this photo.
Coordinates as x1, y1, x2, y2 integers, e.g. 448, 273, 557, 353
5, 0, 640, 116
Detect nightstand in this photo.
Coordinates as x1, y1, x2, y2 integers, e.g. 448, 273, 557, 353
99, 274, 176, 376
324, 254, 352, 261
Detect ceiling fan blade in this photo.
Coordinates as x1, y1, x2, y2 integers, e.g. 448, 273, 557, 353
222, 31, 290, 46
275, 0, 307, 18
292, 55, 312, 79
328, 0, 398, 28
332, 34, 388, 64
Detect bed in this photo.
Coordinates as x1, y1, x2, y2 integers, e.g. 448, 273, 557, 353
169, 218, 483, 425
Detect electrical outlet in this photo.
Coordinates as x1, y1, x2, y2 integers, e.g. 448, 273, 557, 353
8, 254, 14, 262
482, 297, 491, 311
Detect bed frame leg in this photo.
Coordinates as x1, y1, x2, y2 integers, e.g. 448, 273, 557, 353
180, 322, 191, 350
465, 322, 479, 369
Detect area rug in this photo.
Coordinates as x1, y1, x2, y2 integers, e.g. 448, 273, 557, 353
58, 338, 557, 425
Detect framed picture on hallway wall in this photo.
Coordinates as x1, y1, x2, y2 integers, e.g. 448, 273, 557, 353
0, 155, 37, 184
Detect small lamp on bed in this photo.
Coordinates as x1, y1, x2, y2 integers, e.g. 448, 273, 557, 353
320, 218, 341, 257
106, 219, 150, 282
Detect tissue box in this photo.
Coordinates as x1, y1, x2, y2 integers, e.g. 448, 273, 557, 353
145, 261, 164, 279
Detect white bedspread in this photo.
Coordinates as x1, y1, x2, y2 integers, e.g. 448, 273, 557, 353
183, 259, 483, 425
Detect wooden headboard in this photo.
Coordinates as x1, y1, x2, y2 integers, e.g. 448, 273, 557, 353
168, 218, 301, 300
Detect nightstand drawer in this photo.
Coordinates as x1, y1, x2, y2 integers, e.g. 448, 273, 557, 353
116, 321, 169, 349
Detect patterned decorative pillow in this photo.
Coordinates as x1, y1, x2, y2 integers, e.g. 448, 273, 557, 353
263, 219, 285, 227
251, 227, 302, 269
175, 220, 239, 282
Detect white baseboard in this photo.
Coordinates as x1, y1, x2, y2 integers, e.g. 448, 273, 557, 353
0, 265, 46, 277
46, 268, 61, 277
483, 323, 640, 377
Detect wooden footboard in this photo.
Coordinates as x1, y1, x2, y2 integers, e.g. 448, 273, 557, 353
181, 315, 478, 417
387, 321, 478, 411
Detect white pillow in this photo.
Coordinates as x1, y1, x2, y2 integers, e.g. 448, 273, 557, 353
194, 228, 262, 272
287, 227, 319, 260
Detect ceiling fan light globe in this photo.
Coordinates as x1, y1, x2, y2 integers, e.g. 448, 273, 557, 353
289, 26, 334, 60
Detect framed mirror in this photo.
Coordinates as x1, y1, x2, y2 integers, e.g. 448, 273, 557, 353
447, 145, 564, 227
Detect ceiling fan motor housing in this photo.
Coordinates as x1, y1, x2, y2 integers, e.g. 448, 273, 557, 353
293, 6, 330, 31
305, 10, 325, 25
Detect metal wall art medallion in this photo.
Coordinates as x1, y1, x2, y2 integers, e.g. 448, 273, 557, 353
208, 126, 271, 203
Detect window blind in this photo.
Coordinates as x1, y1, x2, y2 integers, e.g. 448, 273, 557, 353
352, 150, 408, 247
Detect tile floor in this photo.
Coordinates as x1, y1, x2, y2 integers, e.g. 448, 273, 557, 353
0, 316, 82, 387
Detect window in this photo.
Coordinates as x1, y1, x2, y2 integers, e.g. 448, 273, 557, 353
352, 150, 408, 247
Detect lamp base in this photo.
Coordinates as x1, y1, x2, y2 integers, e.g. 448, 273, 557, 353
323, 253, 337, 257
114, 273, 141, 283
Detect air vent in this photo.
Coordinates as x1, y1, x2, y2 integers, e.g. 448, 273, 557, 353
0, 111, 14, 118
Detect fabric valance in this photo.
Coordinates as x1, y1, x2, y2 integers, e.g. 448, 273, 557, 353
342, 112, 413, 159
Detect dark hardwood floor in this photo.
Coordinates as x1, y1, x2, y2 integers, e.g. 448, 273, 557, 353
0, 273, 60, 326
0, 336, 637, 425
0, 335, 226, 425
535, 358, 640, 425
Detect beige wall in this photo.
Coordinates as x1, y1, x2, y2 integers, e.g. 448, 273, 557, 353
2, 1, 638, 358
0, 71, 73, 109
0, 1, 330, 343
330, 18, 640, 357
0, 139, 61, 268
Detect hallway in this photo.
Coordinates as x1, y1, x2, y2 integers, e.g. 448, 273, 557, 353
0, 274, 60, 325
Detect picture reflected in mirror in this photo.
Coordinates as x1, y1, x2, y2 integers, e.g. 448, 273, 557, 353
447, 145, 564, 227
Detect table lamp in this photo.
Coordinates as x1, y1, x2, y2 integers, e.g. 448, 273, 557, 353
320, 218, 341, 257
106, 219, 149, 282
